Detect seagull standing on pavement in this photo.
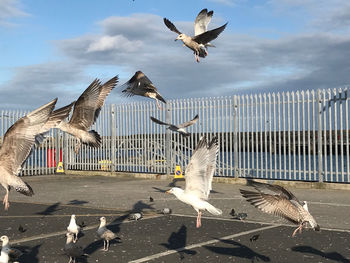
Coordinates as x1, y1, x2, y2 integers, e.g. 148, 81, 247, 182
0, 235, 22, 262
97, 217, 118, 251
166, 136, 222, 228
164, 8, 227, 62
64, 232, 87, 263
150, 114, 199, 137
240, 180, 320, 237
67, 214, 80, 243
0, 98, 57, 210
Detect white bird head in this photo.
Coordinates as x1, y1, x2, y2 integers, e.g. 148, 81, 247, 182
71, 214, 76, 219
175, 34, 186, 41
0, 235, 9, 245
166, 187, 184, 197
303, 201, 309, 211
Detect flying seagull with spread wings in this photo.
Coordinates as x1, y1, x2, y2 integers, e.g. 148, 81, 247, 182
121, 71, 166, 109
57, 76, 118, 154
0, 98, 57, 210
166, 136, 222, 228
150, 114, 199, 137
240, 180, 320, 237
164, 8, 227, 62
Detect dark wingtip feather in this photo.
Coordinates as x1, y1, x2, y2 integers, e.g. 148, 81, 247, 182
16, 182, 34, 196
314, 225, 320, 231
156, 93, 166, 104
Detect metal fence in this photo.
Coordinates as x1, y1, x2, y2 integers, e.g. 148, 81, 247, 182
1, 88, 349, 183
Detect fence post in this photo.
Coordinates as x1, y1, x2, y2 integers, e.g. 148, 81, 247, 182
317, 90, 324, 182
165, 103, 171, 175
111, 104, 116, 172
233, 95, 239, 178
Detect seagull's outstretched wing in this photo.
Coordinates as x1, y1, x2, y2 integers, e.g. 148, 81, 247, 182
69, 76, 118, 130
150, 117, 169, 126
178, 114, 199, 128
185, 136, 218, 200
240, 189, 301, 224
204, 137, 219, 198
194, 9, 213, 36
0, 98, 57, 194
247, 180, 303, 205
193, 23, 227, 44
164, 18, 182, 35
69, 79, 101, 130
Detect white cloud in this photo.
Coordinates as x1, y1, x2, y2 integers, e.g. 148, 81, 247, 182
0, 0, 29, 26
86, 35, 143, 53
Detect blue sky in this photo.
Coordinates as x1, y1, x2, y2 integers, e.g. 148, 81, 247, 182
1, 0, 350, 109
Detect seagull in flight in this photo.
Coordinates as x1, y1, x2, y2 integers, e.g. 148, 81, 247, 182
58, 76, 118, 154
166, 136, 222, 228
121, 71, 166, 109
164, 8, 227, 62
240, 180, 320, 237
0, 98, 57, 210
150, 114, 199, 137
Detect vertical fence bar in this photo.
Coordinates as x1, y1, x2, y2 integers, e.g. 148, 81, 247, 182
317, 90, 323, 182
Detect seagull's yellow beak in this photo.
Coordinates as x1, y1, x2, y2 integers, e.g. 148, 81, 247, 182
165, 190, 171, 194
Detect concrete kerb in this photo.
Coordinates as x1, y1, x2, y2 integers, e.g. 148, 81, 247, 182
65, 170, 350, 191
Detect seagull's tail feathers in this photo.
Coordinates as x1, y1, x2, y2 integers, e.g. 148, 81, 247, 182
205, 202, 222, 215
156, 93, 166, 104
81, 130, 101, 148
198, 46, 207, 58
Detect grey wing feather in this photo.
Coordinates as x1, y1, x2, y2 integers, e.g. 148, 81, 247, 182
194, 9, 213, 36
240, 189, 301, 224
38, 101, 75, 136
247, 180, 303, 205
185, 136, 211, 199
150, 116, 169, 126
193, 23, 227, 44
0, 98, 57, 176
69, 79, 101, 130
204, 136, 218, 197
178, 114, 199, 128
163, 18, 182, 35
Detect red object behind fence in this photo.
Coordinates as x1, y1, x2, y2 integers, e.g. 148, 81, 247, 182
47, 149, 63, 167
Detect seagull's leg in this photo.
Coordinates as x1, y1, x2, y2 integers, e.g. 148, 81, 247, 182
106, 240, 110, 251
196, 211, 202, 228
156, 99, 161, 110
74, 140, 81, 155
292, 223, 303, 237
68, 256, 72, 263
102, 240, 106, 251
3, 188, 9, 210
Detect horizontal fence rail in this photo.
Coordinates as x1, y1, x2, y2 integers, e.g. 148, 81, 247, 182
0, 88, 349, 183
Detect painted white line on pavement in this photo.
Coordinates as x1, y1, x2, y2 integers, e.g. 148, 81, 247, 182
129, 224, 279, 263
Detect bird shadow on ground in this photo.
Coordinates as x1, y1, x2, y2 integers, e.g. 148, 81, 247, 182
35, 202, 62, 216
160, 225, 196, 261
152, 186, 167, 193
131, 200, 155, 213
16, 244, 41, 263
67, 199, 89, 205
292, 245, 350, 263
204, 238, 270, 262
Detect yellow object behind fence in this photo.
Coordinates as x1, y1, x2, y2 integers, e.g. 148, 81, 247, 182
56, 162, 64, 173
174, 165, 184, 179
99, 160, 112, 171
